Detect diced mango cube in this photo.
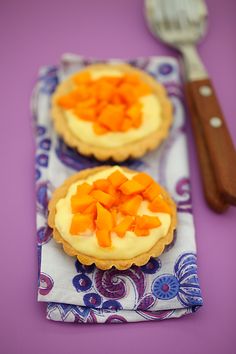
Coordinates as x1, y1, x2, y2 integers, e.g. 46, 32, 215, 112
96, 229, 111, 247
113, 216, 134, 237
142, 182, 162, 201
90, 190, 116, 208
96, 202, 113, 230
119, 195, 143, 216
71, 195, 95, 213
70, 213, 94, 235
132, 172, 153, 189
149, 196, 172, 214
119, 179, 146, 195
108, 170, 128, 188
135, 215, 161, 229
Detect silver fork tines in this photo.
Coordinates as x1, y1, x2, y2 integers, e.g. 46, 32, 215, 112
146, 0, 207, 47
145, 0, 208, 80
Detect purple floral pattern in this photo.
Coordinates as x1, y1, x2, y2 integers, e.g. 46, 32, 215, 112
141, 258, 161, 274
136, 294, 156, 310
37, 226, 52, 245
73, 274, 92, 292
35, 168, 41, 181
175, 253, 203, 307
39, 66, 58, 94
152, 252, 203, 307
36, 153, 49, 167
83, 293, 102, 308
152, 275, 180, 300
158, 63, 174, 75
94, 266, 145, 301
39, 273, 54, 296
71, 261, 156, 311
36, 182, 49, 215
176, 178, 193, 213
102, 300, 122, 311
105, 315, 127, 324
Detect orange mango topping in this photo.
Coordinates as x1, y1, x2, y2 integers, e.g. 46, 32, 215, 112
113, 216, 134, 237
96, 202, 113, 231
136, 83, 152, 97
57, 94, 78, 109
71, 195, 95, 213
57, 70, 152, 135
111, 209, 117, 227
76, 183, 93, 196
83, 202, 97, 217
93, 122, 109, 135
119, 195, 143, 216
93, 179, 111, 193
125, 73, 140, 85
142, 182, 162, 201
107, 184, 117, 197
70, 213, 94, 235
69, 169, 170, 246
121, 118, 133, 132
90, 189, 116, 208
126, 103, 142, 121
134, 227, 150, 237
132, 172, 153, 189
111, 191, 122, 207
73, 71, 91, 85
135, 215, 161, 229
73, 105, 96, 122
108, 170, 128, 188
119, 180, 146, 195
96, 81, 114, 101
98, 104, 124, 131
149, 196, 172, 214
96, 229, 111, 247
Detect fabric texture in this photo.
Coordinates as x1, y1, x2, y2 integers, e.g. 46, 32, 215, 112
32, 53, 203, 323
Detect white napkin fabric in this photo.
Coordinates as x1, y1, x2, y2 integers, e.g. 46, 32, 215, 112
33, 54, 203, 323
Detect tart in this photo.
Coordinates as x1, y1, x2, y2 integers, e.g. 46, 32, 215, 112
51, 63, 173, 161
48, 166, 177, 270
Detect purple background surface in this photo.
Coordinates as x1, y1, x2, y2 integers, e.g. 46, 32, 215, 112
1, 0, 236, 353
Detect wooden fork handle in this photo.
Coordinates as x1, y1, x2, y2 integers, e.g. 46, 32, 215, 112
186, 78, 236, 205
185, 85, 228, 213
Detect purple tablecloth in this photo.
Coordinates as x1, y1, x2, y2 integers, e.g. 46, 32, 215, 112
1, 0, 236, 353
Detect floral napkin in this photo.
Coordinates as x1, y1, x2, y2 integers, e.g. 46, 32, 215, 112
32, 53, 203, 323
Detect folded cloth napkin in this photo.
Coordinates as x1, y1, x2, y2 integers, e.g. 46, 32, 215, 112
32, 53, 203, 324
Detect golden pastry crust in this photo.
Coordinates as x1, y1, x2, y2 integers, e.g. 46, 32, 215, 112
51, 64, 173, 162
48, 166, 177, 270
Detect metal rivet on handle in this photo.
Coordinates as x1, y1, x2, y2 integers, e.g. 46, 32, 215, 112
210, 117, 222, 128
199, 85, 212, 97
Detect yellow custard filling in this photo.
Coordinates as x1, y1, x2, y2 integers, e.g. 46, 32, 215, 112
90, 68, 123, 80
55, 166, 171, 260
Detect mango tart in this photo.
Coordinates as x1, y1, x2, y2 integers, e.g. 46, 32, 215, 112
51, 63, 173, 162
48, 166, 177, 270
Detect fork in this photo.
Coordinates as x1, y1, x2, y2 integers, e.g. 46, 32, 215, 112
145, 0, 236, 212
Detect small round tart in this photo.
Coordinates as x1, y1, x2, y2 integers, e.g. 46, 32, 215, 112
48, 166, 177, 270
51, 63, 173, 161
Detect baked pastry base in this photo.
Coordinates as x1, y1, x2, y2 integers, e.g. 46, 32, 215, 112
48, 166, 177, 270
51, 64, 173, 162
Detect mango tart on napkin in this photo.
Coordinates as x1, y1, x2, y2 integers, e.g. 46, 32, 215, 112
51, 64, 173, 161
48, 166, 177, 270
34, 55, 203, 323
